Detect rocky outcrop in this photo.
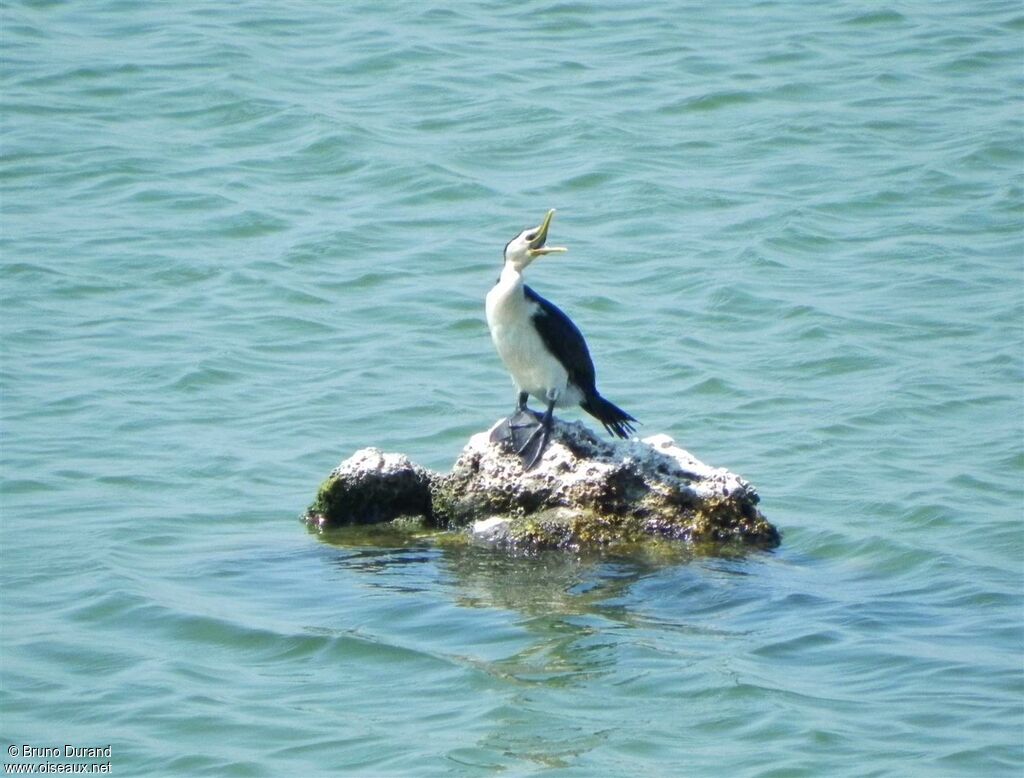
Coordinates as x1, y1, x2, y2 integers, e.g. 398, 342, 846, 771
306, 418, 779, 551
308, 448, 433, 526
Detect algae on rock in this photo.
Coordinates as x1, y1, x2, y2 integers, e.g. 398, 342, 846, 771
309, 448, 433, 526
306, 418, 779, 552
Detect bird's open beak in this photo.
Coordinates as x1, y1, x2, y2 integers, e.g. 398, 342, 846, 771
528, 209, 568, 257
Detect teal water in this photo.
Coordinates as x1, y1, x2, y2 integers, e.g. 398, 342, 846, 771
2, 1, 1022, 775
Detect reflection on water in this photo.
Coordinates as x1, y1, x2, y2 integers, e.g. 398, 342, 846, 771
304, 526, 784, 771
313, 524, 764, 690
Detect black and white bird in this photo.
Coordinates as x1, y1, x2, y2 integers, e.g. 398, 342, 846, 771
485, 209, 637, 469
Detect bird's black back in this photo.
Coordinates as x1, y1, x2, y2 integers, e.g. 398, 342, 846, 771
523, 284, 598, 397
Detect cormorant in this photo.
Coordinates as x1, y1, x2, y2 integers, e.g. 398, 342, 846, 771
485, 209, 637, 469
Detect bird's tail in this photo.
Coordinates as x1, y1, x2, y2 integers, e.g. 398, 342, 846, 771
580, 394, 637, 439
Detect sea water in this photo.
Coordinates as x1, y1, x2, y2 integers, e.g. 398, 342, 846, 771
2, 1, 1021, 775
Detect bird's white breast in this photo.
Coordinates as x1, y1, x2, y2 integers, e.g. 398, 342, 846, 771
485, 269, 574, 404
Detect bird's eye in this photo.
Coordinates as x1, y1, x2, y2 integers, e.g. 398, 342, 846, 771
525, 232, 537, 241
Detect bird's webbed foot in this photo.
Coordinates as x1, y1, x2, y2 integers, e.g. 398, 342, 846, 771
516, 418, 552, 471
516, 395, 557, 470
489, 408, 543, 450
490, 392, 557, 470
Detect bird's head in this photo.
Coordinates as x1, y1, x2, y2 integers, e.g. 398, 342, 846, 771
503, 209, 568, 272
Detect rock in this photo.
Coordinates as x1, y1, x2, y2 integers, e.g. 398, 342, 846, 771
305, 419, 779, 551
306, 448, 433, 531
470, 516, 514, 544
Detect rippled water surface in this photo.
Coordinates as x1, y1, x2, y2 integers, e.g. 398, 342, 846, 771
3, 1, 1022, 775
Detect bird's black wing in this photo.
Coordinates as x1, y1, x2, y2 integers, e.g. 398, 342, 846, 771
523, 284, 598, 395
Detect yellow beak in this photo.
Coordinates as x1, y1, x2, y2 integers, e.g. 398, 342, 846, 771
527, 209, 568, 257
